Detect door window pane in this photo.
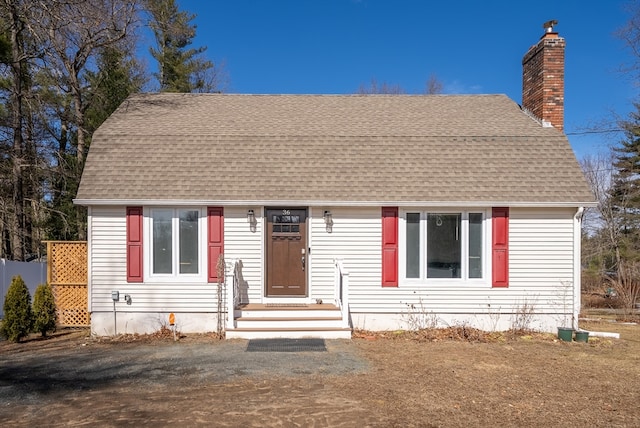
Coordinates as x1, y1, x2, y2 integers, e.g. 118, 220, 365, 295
153, 210, 172, 274
468, 213, 483, 278
406, 213, 420, 278
179, 210, 199, 274
272, 213, 301, 235
427, 214, 461, 278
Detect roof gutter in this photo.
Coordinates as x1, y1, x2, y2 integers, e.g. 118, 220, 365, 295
74, 198, 598, 208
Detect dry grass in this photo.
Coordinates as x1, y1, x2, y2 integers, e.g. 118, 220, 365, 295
0, 319, 638, 427
341, 319, 640, 427
353, 326, 549, 343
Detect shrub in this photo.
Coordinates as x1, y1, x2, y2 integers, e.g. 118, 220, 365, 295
32, 283, 57, 337
609, 261, 640, 314
1, 275, 33, 342
581, 292, 624, 309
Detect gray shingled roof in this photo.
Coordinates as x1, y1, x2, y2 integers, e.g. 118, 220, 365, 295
75, 93, 595, 206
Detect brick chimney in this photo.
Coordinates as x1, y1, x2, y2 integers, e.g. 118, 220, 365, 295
522, 20, 565, 131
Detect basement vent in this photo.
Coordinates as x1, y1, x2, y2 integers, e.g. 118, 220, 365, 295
246, 338, 327, 352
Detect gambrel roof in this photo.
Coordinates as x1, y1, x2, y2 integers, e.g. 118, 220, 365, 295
75, 93, 595, 207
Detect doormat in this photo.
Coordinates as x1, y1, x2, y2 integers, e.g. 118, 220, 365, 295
246, 338, 327, 352
264, 303, 309, 308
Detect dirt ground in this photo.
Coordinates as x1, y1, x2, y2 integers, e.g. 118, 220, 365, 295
0, 318, 638, 428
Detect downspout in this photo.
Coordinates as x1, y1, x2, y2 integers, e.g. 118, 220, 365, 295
573, 207, 621, 339
573, 207, 584, 330
87, 206, 92, 314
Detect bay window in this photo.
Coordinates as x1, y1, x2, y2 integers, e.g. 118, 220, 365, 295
402, 210, 487, 282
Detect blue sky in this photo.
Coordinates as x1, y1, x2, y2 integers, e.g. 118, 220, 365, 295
172, 0, 637, 159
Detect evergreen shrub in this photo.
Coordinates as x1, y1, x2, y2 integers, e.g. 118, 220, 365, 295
33, 283, 57, 337
1, 275, 33, 342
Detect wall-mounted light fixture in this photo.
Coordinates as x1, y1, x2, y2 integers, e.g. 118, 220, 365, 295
324, 210, 333, 233
247, 209, 257, 233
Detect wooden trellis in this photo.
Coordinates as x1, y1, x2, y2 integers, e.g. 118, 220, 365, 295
46, 241, 89, 327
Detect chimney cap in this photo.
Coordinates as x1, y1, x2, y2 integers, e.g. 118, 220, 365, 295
543, 20, 558, 33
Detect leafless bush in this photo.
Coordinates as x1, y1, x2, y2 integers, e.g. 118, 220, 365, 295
609, 260, 640, 313
403, 297, 439, 331
582, 271, 606, 294
582, 292, 625, 309
486, 301, 502, 331
510, 298, 537, 333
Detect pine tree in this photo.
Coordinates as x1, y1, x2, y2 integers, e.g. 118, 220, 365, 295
32, 283, 57, 337
609, 103, 640, 261
604, 103, 640, 310
1, 275, 33, 342
146, 0, 214, 92
85, 45, 144, 134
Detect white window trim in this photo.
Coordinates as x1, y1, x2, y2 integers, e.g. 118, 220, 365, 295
398, 208, 491, 286
143, 207, 207, 283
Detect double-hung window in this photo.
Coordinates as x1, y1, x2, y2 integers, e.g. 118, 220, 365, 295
147, 208, 205, 280
401, 210, 487, 282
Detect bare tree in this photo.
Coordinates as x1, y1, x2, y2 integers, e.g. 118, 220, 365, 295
357, 74, 444, 95
357, 78, 405, 95
576, 7, 640, 311
581, 139, 640, 311
425, 73, 443, 94
28, 0, 140, 240
32, 0, 140, 168
0, 0, 35, 260
617, 2, 640, 82
580, 153, 615, 239
191, 58, 230, 94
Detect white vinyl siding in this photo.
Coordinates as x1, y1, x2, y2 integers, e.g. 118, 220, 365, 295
309, 207, 381, 303
222, 207, 263, 303
89, 206, 262, 312
87, 205, 578, 331
508, 207, 576, 314
310, 207, 577, 318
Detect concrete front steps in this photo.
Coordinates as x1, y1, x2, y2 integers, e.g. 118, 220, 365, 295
225, 303, 352, 339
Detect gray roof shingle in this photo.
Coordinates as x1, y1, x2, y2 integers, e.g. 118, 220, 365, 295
75, 93, 595, 206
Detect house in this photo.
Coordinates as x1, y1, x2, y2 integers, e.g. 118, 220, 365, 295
75, 24, 595, 338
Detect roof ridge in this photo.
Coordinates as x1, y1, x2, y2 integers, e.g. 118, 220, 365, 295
129, 92, 509, 98
96, 133, 566, 139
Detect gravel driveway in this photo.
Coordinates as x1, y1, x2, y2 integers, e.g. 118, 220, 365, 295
0, 333, 369, 407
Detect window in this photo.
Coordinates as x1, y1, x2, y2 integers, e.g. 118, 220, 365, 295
468, 213, 483, 278
271, 214, 301, 234
427, 213, 462, 278
148, 208, 204, 279
406, 213, 420, 278
401, 210, 487, 282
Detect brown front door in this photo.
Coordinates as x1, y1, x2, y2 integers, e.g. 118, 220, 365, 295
266, 208, 307, 296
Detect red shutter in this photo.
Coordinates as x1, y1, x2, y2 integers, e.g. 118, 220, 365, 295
126, 206, 143, 283
208, 207, 224, 283
492, 207, 509, 287
382, 207, 398, 287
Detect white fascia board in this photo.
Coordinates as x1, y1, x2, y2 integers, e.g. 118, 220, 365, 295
74, 198, 597, 208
